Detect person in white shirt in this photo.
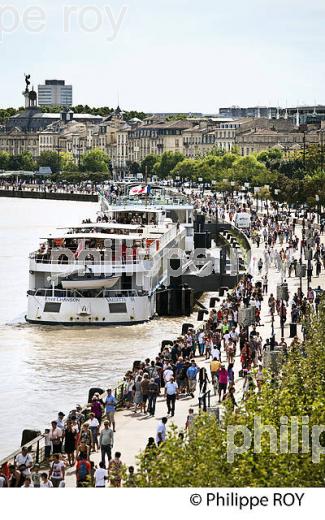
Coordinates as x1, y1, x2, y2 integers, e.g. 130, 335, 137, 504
165, 377, 178, 416
15, 447, 33, 478
163, 366, 174, 383
210, 346, 220, 361
40, 473, 53, 487
49, 421, 63, 454
89, 413, 100, 452
156, 417, 168, 445
95, 462, 108, 487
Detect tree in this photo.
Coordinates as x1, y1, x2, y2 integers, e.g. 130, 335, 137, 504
8, 151, 36, 171
171, 159, 198, 180
38, 151, 60, 174
141, 155, 159, 177
60, 152, 77, 172
0, 151, 10, 170
127, 161, 141, 176
154, 151, 185, 178
79, 148, 110, 173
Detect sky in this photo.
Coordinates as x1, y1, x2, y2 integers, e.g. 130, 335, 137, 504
0, 0, 324, 112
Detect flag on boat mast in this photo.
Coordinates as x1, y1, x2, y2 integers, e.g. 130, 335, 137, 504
75, 239, 85, 259
129, 185, 150, 196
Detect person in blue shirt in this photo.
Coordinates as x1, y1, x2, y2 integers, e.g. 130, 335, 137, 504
105, 389, 117, 432
186, 360, 199, 398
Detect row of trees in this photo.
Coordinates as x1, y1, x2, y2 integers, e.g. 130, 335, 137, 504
0, 149, 110, 175
0, 105, 147, 124
140, 146, 325, 206
133, 303, 325, 486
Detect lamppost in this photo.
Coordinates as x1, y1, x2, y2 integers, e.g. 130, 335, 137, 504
315, 194, 320, 225
274, 189, 280, 217
230, 180, 236, 200
254, 186, 260, 213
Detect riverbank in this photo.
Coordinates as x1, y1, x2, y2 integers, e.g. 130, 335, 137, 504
0, 189, 98, 202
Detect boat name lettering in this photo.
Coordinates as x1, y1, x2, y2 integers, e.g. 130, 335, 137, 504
106, 297, 126, 303
46, 297, 80, 303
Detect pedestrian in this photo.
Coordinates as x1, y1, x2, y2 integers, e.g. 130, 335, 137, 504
15, 446, 32, 486
49, 420, 63, 454
49, 453, 65, 488
94, 461, 108, 488
109, 452, 123, 487
76, 455, 91, 488
199, 367, 210, 393
218, 364, 228, 402
78, 423, 92, 459
105, 389, 117, 432
89, 413, 100, 452
141, 373, 150, 414
156, 417, 168, 445
40, 472, 53, 488
133, 376, 143, 414
165, 376, 178, 417
44, 428, 52, 461
147, 377, 159, 416
185, 408, 195, 430
31, 464, 41, 488
64, 420, 77, 466
99, 420, 114, 468
186, 359, 199, 398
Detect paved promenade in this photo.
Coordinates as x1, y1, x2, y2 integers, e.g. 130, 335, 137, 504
65, 223, 325, 487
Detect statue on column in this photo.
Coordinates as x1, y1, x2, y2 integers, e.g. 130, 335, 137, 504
24, 74, 31, 93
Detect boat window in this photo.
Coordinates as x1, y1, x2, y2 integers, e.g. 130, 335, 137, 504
109, 303, 127, 313
44, 302, 62, 313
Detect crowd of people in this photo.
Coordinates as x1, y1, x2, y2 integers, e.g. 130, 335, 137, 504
0, 190, 324, 489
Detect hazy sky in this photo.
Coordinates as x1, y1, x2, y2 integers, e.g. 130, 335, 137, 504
1, 0, 324, 112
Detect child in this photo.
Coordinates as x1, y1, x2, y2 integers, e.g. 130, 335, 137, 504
124, 466, 136, 487
94, 461, 108, 488
40, 472, 53, 488
31, 464, 41, 488
185, 408, 195, 430
44, 428, 51, 460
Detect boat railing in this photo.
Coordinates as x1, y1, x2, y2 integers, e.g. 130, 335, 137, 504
30, 253, 142, 266
28, 288, 146, 298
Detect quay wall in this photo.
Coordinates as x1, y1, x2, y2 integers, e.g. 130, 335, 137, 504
0, 190, 98, 202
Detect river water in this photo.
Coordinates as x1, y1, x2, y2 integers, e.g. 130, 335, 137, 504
0, 197, 188, 458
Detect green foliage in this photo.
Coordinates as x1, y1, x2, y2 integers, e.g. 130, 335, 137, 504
141, 154, 159, 176
79, 148, 110, 173
0, 151, 10, 170
154, 151, 185, 178
38, 150, 60, 173
8, 151, 36, 171
127, 161, 141, 176
133, 303, 325, 487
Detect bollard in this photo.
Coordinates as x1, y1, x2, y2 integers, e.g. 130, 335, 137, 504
209, 297, 220, 308
21, 429, 41, 447
87, 387, 105, 403
197, 310, 208, 321
161, 340, 173, 350
181, 323, 194, 335
290, 323, 297, 338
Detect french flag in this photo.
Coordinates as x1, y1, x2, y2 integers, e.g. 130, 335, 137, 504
129, 185, 150, 196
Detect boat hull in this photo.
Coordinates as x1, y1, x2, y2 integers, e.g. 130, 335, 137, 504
26, 293, 156, 325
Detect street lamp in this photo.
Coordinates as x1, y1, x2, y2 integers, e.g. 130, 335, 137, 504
254, 186, 260, 212
315, 194, 320, 224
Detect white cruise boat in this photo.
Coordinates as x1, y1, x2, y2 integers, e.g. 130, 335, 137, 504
26, 190, 195, 325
